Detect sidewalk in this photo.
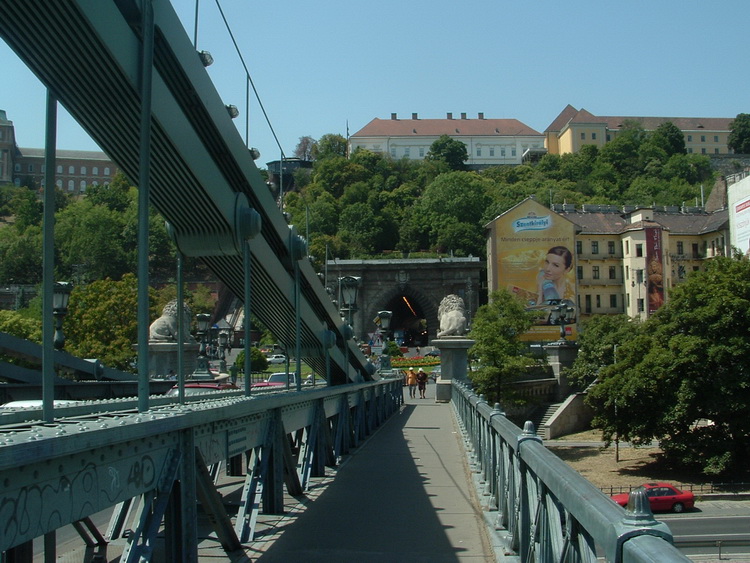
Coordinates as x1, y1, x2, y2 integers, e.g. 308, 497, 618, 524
249, 384, 495, 562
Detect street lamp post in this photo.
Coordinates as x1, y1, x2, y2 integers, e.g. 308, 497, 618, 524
218, 328, 229, 373
194, 313, 212, 379
549, 301, 575, 341
338, 276, 361, 382
52, 281, 72, 350
377, 310, 392, 373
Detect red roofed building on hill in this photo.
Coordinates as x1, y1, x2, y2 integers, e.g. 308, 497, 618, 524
349, 112, 545, 169
544, 104, 736, 157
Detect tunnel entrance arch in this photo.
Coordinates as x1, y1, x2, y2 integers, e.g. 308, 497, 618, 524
325, 257, 484, 347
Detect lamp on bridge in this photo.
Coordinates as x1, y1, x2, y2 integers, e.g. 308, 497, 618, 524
53, 281, 72, 350
338, 276, 361, 330
193, 313, 212, 379
218, 328, 230, 373
378, 310, 392, 341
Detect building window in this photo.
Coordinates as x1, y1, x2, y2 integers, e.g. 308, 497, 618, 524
577, 266, 583, 280
57, 165, 63, 173
511, 148, 516, 157
609, 266, 616, 279
68, 165, 75, 174
14, 163, 20, 172
714, 135, 719, 142
500, 148, 506, 157
67, 180, 75, 191
419, 147, 424, 157
687, 135, 692, 142
610, 294, 617, 308
80, 180, 86, 191
576, 240, 582, 254
636, 269, 644, 284
715, 148, 720, 154
624, 240, 630, 255
81, 166, 87, 175
677, 241, 683, 255
404, 147, 410, 157
591, 132, 597, 140
701, 135, 706, 142
701, 148, 706, 154
390, 148, 396, 157
580, 132, 586, 140
625, 265, 629, 279
489, 147, 495, 157
636, 243, 643, 257
27, 164, 33, 173
591, 241, 599, 255
637, 298, 644, 313
476, 147, 481, 157
596, 295, 601, 308
608, 240, 615, 254
593, 266, 600, 279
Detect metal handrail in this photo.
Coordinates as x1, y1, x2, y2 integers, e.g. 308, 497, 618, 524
451, 380, 690, 562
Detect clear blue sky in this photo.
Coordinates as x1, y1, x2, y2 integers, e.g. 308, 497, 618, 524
2, 0, 748, 167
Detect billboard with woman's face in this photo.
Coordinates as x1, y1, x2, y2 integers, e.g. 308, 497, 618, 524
486, 199, 577, 341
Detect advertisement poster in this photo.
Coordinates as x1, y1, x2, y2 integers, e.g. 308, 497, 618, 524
490, 199, 577, 341
645, 227, 665, 314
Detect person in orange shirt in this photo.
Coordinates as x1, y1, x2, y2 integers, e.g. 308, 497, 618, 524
406, 368, 418, 398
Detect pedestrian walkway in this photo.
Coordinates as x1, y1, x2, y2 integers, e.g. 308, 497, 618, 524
247, 383, 495, 562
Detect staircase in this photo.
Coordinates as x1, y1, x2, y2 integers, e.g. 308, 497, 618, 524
529, 402, 563, 439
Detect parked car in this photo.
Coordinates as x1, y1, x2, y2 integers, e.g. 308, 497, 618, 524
165, 381, 239, 397
251, 372, 298, 388
610, 482, 695, 513
266, 354, 287, 365
425, 349, 440, 357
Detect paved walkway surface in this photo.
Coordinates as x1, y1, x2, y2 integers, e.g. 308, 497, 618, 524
247, 383, 495, 562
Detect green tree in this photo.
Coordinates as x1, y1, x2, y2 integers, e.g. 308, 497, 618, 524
294, 135, 316, 161
587, 256, 750, 474
65, 274, 158, 371
564, 314, 638, 391
418, 171, 493, 256
0, 225, 43, 284
650, 121, 686, 157
311, 133, 347, 160
728, 113, 750, 154
426, 135, 468, 171
468, 290, 536, 405
234, 347, 268, 373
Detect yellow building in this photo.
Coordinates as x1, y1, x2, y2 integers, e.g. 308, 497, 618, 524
545, 105, 736, 156
486, 199, 729, 338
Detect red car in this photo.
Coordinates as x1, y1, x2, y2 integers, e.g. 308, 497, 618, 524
611, 482, 695, 513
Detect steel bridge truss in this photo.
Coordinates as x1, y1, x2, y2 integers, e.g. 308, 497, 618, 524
0, 379, 403, 560
451, 381, 690, 563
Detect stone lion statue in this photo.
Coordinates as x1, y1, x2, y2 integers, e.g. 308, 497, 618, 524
437, 294, 467, 337
149, 299, 195, 342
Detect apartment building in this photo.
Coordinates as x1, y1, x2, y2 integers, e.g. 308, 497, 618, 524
0, 109, 118, 194
349, 112, 545, 168
545, 104, 735, 156
486, 198, 729, 338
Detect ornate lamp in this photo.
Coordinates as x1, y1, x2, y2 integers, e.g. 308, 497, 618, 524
194, 313, 212, 379
52, 281, 72, 350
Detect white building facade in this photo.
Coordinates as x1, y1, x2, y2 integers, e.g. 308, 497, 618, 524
349, 112, 544, 168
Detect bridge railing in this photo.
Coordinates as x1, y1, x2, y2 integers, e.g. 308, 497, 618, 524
451, 380, 690, 562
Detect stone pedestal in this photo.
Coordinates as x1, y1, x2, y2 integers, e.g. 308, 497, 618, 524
431, 337, 475, 403
136, 342, 200, 379
544, 339, 579, 401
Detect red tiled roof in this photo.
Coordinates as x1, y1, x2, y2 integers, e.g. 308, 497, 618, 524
351, 117, 542, 138
546, 105, 734, 133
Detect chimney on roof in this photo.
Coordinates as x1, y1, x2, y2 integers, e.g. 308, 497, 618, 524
412, 113, 418, 120
478, 112, 484, 119
447, 112, 453, 120
391, 113, 397, 120
461, 112, 467, 119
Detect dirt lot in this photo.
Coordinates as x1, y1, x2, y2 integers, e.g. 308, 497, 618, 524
547, 429, 708, 494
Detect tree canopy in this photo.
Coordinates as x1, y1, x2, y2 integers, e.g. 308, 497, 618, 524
468, 290, 536, 405
585, 256, 750, 475
426, 134, 468, 171
728, 113, 750, 154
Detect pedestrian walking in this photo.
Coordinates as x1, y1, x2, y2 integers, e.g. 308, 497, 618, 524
406, 367, 418, 398
416, 368, 428, 399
